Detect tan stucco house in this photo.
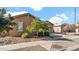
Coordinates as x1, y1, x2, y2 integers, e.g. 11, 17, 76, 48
53, 25, 61, 33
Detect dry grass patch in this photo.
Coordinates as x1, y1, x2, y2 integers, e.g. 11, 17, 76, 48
0, 37, 46, 46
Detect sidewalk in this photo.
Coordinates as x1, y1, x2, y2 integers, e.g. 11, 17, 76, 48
0, 41, 53, 51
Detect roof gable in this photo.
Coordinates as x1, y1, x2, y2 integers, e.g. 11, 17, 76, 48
12, 13, 36, 19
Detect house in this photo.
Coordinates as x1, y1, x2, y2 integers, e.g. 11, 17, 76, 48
8, 13, 36, 36
7, 13, 54, 37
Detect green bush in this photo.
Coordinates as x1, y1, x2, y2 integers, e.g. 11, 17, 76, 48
38, 31, 43, 37
44, 31, 49, 36
38, 30, 50, 37
21, 33, 29, 38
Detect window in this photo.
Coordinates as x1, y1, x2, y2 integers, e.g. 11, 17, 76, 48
18, 22, 24, 32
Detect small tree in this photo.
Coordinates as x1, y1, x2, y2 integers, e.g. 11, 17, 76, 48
26, 18, 49, 36
0, 8, 16, 36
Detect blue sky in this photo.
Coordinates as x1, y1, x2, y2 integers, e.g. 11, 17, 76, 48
0, 7, 79, 25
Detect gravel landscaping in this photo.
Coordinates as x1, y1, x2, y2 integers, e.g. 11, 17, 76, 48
0, 37, 28, 46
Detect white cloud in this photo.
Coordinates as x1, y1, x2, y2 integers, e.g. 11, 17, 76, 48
71, 12, 79, 17
56, 13, 69, 20
7, 11, 28, 16
49, 13, 69, 25
31, 7, 43, 11
60, 14, 68, 19
49, 16, 63, 25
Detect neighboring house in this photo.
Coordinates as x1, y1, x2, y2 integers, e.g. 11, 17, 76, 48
48, 22, 54, 32
53, 25, 61, 33
62, 24, 76, 32
9, 13, 36, 36
62, 25, 69, 32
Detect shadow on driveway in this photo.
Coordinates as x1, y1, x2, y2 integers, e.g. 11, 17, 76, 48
52, 37, 73, 41
50, 34, 73, 41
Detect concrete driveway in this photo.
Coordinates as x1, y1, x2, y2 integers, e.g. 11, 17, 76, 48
0, 33, 79, 51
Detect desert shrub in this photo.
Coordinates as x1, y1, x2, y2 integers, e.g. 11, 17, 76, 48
38, 29, 50, 37
44, 31, 49, 36
21, 33, 29, 38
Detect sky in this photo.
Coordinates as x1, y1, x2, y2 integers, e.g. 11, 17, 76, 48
0, 7, 79, 25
